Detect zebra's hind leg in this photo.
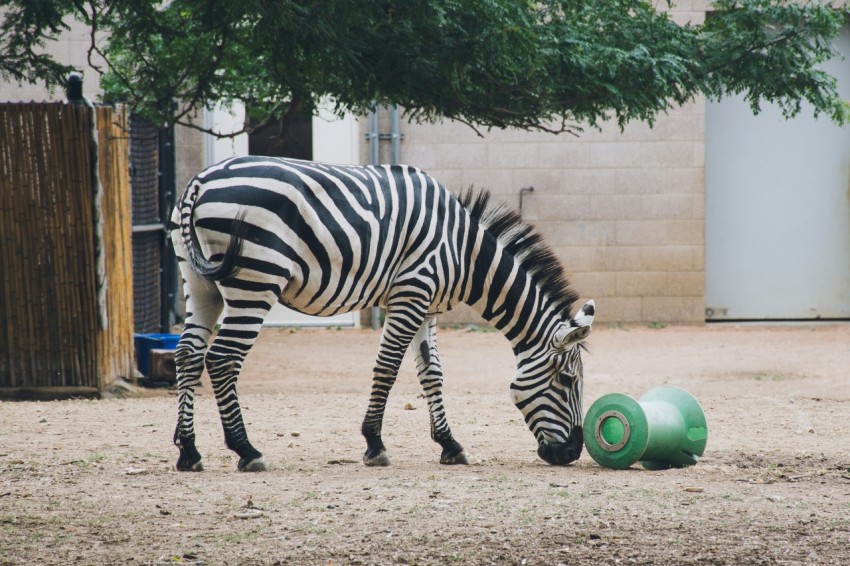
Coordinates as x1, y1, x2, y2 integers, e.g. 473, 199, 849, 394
414, 317, 468, 465
174, 274, 223, 472
362, 299, 429, 467
207, 288, 280, 472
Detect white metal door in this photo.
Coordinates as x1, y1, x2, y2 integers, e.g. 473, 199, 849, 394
705, 28, 850, 320
204, 103, 361, 327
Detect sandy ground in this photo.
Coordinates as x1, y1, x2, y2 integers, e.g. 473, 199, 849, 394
1, 323, 849, 565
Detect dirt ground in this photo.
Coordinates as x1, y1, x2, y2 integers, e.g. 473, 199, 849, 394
1, 322, 849, 565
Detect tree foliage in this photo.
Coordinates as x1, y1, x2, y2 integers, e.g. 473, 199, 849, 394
1, 0, 848, 136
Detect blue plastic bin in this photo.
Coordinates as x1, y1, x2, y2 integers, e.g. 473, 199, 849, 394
134, 333, 180, 377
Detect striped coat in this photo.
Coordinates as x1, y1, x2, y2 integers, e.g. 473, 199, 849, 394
170, 156, 594, 472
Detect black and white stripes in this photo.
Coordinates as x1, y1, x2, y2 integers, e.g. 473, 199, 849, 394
170, 156, 594, 471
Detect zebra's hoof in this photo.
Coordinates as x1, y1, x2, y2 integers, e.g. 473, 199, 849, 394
176, 446, 204, 472
439, 439, 468, 465
364, 451, 391, 467
238, 456, 267, 472
176, 459, 204, 472
440, 451, 469, 465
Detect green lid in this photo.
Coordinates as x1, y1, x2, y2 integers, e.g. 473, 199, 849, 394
600, 414, 626, 446
583, 393, 649, 469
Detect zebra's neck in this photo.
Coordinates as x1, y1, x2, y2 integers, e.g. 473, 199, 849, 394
459, 223, 555, 355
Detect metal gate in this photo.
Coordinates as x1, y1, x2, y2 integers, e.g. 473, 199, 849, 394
129, 115, 178, 332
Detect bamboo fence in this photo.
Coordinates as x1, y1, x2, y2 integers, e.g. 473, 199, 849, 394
0, 103, 134, 392
95, 106, 135, 385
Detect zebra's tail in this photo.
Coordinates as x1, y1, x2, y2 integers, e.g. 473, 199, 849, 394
177, 180, 247, 282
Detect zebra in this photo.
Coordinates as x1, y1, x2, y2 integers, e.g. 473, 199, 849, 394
170, 155, 595, 472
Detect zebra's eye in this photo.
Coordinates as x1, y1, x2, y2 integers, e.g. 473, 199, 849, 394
557, 372, 575, 388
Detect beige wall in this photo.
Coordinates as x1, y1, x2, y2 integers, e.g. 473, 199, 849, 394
175, 116, 205, 195
391, 107, 706, 325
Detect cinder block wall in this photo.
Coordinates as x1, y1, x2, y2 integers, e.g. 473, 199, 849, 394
384, 5, 708, 325
175, 115, 205, 193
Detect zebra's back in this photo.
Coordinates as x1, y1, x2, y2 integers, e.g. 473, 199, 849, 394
181, 156, 464, 317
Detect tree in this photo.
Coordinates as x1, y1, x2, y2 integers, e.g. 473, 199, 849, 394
1, 0, 848, 137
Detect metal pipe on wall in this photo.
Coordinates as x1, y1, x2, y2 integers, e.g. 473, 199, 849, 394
366, 104, 404, 329
390, 105, 401, 165
368, 107, 380, 166
368, 106, 382, 330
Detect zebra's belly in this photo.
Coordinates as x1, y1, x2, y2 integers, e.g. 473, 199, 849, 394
276, 281, 384, 317
277, 296, 453, 319
276, 296, 362, 317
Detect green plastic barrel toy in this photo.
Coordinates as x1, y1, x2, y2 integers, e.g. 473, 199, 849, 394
583, 386, 708, 470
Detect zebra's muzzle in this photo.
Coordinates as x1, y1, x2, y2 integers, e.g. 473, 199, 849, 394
537, 426, 583, 466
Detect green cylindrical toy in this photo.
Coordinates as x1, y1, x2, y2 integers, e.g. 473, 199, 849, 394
583, 386, 708, 470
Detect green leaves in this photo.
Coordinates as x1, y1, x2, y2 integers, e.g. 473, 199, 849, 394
0, 0, 78, 86
1, 0, 847, 134
699, 0, 849, 124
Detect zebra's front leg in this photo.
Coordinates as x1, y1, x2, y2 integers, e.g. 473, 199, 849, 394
362, 300, 428, 466
361, 366, 395, 466
414, 317, 468, 465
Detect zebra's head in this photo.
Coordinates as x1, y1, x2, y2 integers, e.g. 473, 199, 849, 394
511, 300, 595, 466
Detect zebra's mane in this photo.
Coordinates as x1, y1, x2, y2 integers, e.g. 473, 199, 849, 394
458, 188, 580, 319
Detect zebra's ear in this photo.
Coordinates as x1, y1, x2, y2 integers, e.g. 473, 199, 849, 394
553, 300, 595, 349
573, 299, 595, 327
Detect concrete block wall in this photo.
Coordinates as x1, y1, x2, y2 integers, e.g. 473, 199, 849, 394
390, 112, 705, 324
175, 114, 206, 194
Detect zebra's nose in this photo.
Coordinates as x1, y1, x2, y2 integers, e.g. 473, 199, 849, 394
566, 425, 584, 458
537, 426, 583, 466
